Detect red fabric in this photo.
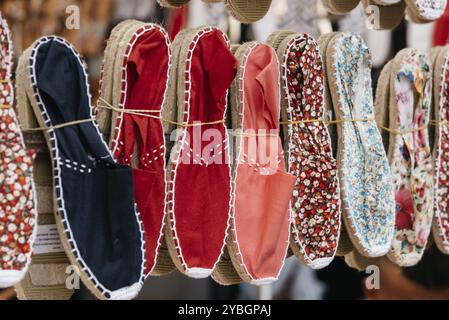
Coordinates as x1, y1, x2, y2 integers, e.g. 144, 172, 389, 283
168, 7, 188, 41
234, 45, 296, 281
114, 28, 169, 274
434, 5, 449, 46
172, 30, 237, 271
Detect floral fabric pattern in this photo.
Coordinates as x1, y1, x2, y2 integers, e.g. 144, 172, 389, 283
282, 34, 340, 268
388, 49, 434, 266
0, 17, 36, 273
410, 0, 447, 20
432, 48, 449, 253
330, 33, 395, 257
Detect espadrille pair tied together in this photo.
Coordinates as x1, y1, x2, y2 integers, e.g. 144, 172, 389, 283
16, 33, 147, 300
317, 32, 396, 262
158, 0, 272, 23
97, 20, 174, 278
370, 45, 449, 267
14, 20, 178, 300
431, 45, 449, 257
0, 14, 37, 290
374, 49, 434, 267
323, 0, 447, 30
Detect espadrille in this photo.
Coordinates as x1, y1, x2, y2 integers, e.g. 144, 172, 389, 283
211, 43, 244, 287
157, 0, 190, 8
373, 0, 402, 3
318, 32, 354, 257
345, 250, 380, 271
325, 32, 396, 258
165, 26, 236, 279
0, 14, 38, 289
101, 20, 147, 142
405, 0, 447, 22
376, 49, 434, 267
15, 32, 74, 300
362, 0, 406, 30
431, 45, 449, 255
97, 21, 175, 277
268, 31, 341, 270
17, 36, 146, 300
97, 19, 144, 138
322, 0, 361, 14
224, 0, 272, 24
224, 41, 295, 285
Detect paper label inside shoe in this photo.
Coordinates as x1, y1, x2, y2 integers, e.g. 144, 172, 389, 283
34, 224, 64, 255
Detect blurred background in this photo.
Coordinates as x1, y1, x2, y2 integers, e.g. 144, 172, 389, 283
1, 0, 449, 300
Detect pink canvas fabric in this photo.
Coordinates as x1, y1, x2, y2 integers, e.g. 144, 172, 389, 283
230, 43, 296, 285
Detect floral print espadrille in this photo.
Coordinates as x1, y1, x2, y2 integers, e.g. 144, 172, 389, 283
405, 0, 447, 22
17, 36, 146, 300
376, 49, 434, 267
431, 45, 449, 255
0, 13, 37, 288
268, 31, 341, 269
318, 32, 354, 257
325, 32, 396, 258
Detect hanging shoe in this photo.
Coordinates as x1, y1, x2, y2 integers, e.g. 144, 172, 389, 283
267, 31, 341, 270
375, 49, 434, 267
225, 41, 296, 285
0, 13, 38, 289
165, 26, 236, 279
324, 32, 396, 258
429, 45, 449, 255
97, 21, 175, 277
17, 36, 146, 299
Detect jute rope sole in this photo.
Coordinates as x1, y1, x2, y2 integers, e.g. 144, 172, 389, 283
322, 0, 361, 14
361, 0, 406, 30
224, 0, 272, 24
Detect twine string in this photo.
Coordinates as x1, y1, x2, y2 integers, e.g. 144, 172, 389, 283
280, 117, 374, 126
430, 120, 449, 127
97, 98, 225, 128
279, 117, 439, 136
378, 125, 428, 136
22, 118, 96, 132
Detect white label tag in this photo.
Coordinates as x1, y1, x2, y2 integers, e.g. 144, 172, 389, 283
34, 224, 64, 255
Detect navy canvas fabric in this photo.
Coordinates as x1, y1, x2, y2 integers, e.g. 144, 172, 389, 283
34, 39, 143, 292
